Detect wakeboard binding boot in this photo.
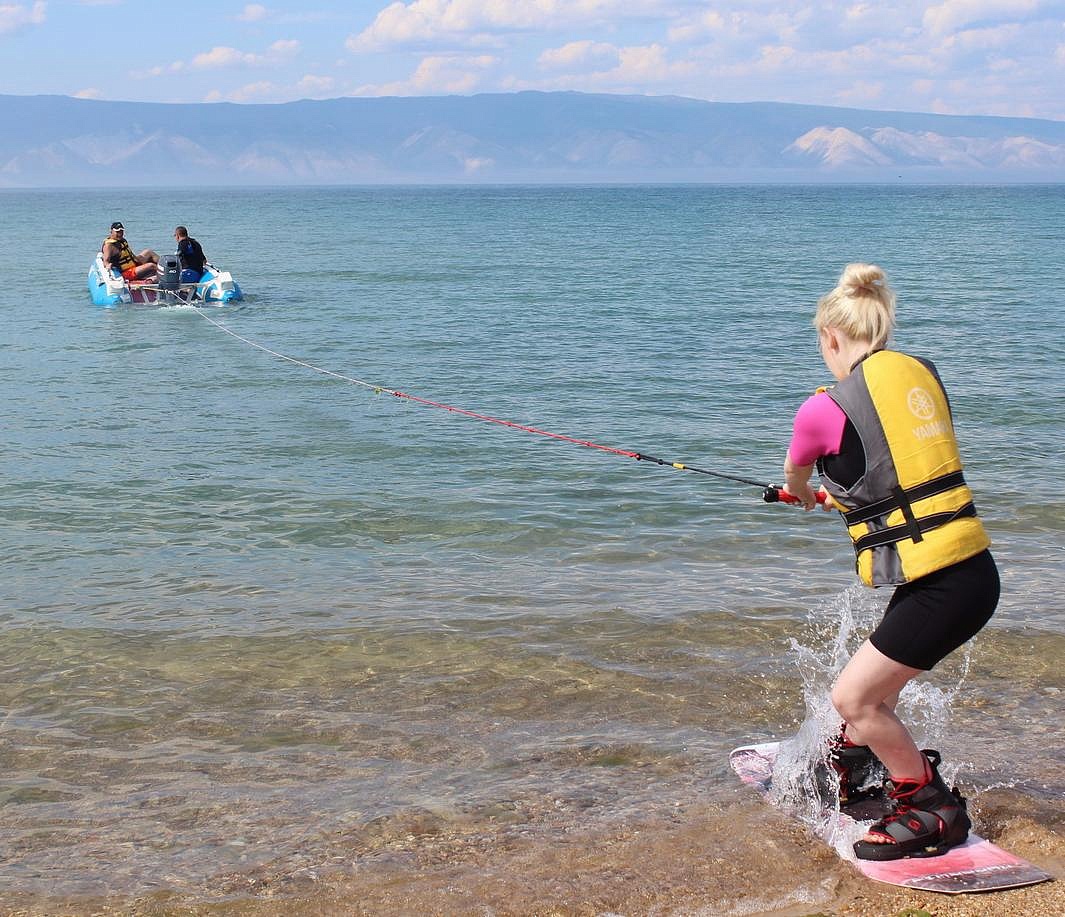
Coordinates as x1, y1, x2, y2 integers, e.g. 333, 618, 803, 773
854, 749, 972, 861
815, 723, 885, 808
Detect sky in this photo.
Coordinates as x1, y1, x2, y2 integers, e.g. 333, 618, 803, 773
2, 1, 1064, 119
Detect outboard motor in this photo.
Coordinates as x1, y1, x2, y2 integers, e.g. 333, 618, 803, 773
158, 254, 181, 291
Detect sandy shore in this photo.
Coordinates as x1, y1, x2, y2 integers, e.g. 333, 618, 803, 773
1, 785, 1060, 917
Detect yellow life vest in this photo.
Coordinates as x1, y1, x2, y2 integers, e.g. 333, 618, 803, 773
819, 350, 990, 587
103, 236, 136, 271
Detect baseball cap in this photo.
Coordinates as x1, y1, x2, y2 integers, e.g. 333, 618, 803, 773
111, 221, 124, 230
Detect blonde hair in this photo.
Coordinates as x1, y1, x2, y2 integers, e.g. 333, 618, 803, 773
814, 263, 896, 348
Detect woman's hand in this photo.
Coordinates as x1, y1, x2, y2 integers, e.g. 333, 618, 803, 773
783, 481, 819, 510
783, 456, 821, 511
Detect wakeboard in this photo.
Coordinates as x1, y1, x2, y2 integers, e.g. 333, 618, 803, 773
729, 741, 1053, 894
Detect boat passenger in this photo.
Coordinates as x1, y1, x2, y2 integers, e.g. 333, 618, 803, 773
174, 226, 207, 282
102, 222, 159, 281
782, 263, 998, 862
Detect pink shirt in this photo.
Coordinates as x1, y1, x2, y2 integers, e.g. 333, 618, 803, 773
788, 391, 847, 466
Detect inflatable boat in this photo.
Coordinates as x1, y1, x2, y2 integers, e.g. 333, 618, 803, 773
88, 253, 243, 307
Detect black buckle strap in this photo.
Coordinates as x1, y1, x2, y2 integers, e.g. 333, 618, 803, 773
892, 484, 923, 544
842, 470, 967, 527
853, 503, 977, 553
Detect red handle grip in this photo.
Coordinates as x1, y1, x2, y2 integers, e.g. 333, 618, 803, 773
763, 486, 828, 506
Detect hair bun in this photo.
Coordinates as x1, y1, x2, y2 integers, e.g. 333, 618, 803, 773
814, 262, 896, 347
839, 263, 886, 297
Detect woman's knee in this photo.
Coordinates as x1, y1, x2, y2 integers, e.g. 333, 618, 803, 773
830, 683, 852, 720
830, 681, 870, 723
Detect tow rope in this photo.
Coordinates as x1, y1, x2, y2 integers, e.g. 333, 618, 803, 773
191, 306, 820, 506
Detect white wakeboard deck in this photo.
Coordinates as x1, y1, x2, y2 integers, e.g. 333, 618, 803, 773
730, 741, 1053, 894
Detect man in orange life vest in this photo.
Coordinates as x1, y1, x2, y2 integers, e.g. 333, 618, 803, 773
101, 222, 159, 281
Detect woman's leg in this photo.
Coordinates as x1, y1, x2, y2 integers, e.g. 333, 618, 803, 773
831, 640, 925, 781
832, 640, 933, 845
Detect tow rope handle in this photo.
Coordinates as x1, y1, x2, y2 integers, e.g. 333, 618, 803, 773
632, 453, 829, 508
763, 486, 829, 506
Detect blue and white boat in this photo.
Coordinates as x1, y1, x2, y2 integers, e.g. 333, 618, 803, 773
88, 253, 243, 307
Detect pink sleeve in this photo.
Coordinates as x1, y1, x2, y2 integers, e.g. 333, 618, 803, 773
788, 392, 847, 466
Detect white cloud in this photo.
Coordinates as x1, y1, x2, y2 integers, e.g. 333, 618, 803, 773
667, 10, 725, 44
132, 38, 299, 81
756, 44, 800, 71
190, 39, 299, 70
939, 22, 1022, 51
0, 1, 45, 35
231, 80, 277, 101
667, 7, 804, 49
538, 40, 618, 71
922, 0, 1040, 35
192, 46, 255, 69
354, 53, 498, 95
74, 87, 101, 98
237, 3, 268, 21
296, 73, 335, 95
202, 74, 336, 103
515, 42, 695, 92
129, 61, 185, 79
402, 52, 498, 92
269, 38, 300, 56
835, 79, 886, 106
348, 0, 662, 51
609, 43, 690, 84
205, 80, 277, 102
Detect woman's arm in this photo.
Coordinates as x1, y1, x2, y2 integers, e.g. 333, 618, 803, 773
784, 392, 846, 510
783, 453, 820, 510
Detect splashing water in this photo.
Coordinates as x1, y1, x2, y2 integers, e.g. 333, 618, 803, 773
767, 585, 974, 858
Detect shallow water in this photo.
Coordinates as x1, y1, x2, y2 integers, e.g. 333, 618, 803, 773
1, 185, 1063, 907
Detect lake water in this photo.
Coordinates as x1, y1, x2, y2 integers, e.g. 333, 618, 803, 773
1, 185, 1063, 913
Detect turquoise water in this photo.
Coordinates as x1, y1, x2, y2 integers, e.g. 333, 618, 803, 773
1, 186, 1063, 906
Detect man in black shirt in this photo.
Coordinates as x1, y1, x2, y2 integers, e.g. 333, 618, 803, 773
174, 226, 207, 281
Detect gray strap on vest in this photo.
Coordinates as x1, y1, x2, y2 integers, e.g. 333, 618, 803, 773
842, 470, 968, 527
852, 504, 977, 553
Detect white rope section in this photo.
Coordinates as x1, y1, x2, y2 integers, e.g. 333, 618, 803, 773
187, 305, 646, 459
190, 305, 397, 396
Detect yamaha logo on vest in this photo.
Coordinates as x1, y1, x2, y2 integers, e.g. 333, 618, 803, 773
908, 387, 947, 440
907, 387, 936, 420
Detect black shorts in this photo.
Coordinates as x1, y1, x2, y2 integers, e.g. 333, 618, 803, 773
869, 549, 999, 670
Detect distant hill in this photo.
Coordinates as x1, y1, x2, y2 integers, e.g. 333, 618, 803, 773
2, 91, 1063, 186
